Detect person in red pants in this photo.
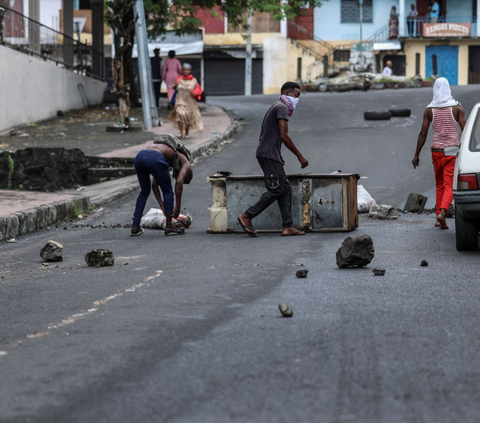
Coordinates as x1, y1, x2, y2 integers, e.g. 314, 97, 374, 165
412, 77, 466, 229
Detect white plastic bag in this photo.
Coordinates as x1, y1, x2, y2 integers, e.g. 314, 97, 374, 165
141, 208, 166, 229
140, 208, 193, 229
357, 185, 377, 213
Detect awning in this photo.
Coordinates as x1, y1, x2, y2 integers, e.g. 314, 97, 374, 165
132, 40, 204, 58
373, 40, 402, 51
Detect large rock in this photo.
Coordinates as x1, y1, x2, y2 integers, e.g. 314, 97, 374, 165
85, 249, 115, 267
404, 193, 428, 213
336, 235, 375, 268
369, 204, 398, 220
40, 240, 64, 262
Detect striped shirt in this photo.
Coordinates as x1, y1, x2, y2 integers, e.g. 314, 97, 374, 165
431, 107, 459, 149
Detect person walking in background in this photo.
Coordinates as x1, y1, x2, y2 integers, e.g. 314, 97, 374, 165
162, 50, 182, 109
412, 78, 466, 229
168, 63, 203, 139
430, 0, 439, 23
150, 48, 162, 107
383, 60, 393, 76
238, 82, 309, 237
407, 4, 418, 36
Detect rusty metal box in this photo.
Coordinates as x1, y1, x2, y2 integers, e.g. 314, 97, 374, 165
207, 173, 359, 233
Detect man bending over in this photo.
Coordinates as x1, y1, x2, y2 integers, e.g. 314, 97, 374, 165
131, 140, 192, 236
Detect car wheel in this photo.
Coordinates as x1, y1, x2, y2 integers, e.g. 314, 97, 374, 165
455, 204, 479, 251
389, 108, 411, 117
364, 111, 391, 120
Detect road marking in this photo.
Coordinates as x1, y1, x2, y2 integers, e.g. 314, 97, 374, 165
0, 270, 163, 358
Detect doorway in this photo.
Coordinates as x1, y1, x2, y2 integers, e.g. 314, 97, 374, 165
426, 45, 458, 84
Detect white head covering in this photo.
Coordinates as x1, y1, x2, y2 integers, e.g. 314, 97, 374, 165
426, 77, 459, 109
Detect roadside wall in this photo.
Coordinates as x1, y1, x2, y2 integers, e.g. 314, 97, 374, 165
0, 46, 107, 132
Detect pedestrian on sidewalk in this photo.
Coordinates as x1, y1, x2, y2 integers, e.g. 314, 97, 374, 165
162, 50, 182, 109
412, 77, 466, 229
168, 63, 203, 139
131, 141, 193, 237
238, 82, 309, 237
151, 48, 162, 107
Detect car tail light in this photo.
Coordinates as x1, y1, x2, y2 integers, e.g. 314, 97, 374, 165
458, 174, 478, 190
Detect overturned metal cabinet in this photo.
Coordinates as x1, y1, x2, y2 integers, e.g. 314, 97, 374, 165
207, 173, 359, 233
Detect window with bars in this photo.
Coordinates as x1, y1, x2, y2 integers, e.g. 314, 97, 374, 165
341, 0, 373, 23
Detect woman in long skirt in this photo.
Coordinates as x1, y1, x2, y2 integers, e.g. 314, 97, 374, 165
168, 63, 203, 139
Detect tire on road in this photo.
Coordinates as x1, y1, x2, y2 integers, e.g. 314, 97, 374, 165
364, 111, 391, 120
455, 204, 479, 251
389, 108, 411, 117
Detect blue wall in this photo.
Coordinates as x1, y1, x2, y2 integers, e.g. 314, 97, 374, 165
314, 0, 399, 41
446, 0, 472, 18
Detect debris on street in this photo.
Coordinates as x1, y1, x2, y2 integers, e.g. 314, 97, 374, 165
296, 269, 309, 278
85, 249, 115, 267
336, 234, 375, 268
141, 208, 192, 230
40, 240, 64, 262
404, 193, 428, 213
278, 304, 293, 318
6, 238, 18, 243
421, 260, 429, 267
372, 267, 386, 276
369, 204, 398, 220
357, 185, 377, 213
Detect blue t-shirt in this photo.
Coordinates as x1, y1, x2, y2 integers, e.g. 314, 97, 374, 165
431, 3, 439, 18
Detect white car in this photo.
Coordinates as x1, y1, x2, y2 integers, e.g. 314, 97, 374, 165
453, 103, 480, 250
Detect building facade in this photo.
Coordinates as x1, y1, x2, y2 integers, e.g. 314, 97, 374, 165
311, 0, 480, 85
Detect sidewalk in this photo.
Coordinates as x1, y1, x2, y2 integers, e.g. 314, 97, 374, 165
0, 102, 237, 241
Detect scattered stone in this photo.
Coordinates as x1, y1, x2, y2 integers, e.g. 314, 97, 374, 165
57, 110, 64, 117
123, 261, 129, 265
40, 240, 64, 262
420, 260, 428, 267
372, 267, 385, 276
369, 204, 398, 220
336, 234, 375, 268
85, 249, 115, 267
9, 129, 17, 136
278, 304, 293, 317
404, 193, 428, 213
296, 269, 309, 278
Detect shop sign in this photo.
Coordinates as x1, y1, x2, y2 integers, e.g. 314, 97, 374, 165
424, 23, 471, 37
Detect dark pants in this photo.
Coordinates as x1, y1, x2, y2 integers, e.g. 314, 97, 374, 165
133, 150, 173, 226
407, 18, 414, 36
153, 82, 161, 107
245, 157, 293, 228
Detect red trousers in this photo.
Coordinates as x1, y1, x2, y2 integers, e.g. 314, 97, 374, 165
431, 151, 456, 215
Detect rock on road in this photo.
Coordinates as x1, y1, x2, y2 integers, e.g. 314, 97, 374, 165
1, 87, 480, 423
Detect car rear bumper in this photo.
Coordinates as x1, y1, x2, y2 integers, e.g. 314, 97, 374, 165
454, 190, 480, 219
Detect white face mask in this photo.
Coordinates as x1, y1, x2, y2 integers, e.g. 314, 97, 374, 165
280, 95, 300, 116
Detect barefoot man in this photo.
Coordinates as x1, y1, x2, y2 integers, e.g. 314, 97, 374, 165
238, 82, 309, 237
412, 77, 466, 229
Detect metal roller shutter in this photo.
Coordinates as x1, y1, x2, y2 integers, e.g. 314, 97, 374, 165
204, 59, 263, 95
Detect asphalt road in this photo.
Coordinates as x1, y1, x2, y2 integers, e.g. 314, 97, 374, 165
2, 87, 480, 423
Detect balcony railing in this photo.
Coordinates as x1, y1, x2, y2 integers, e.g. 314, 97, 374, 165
404, 16, 477, 38
0, 5, 104, 80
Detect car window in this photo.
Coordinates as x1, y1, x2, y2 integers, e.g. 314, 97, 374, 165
469, 110, 480, 152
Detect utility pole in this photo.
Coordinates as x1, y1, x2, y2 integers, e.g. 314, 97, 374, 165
359, 0, 363, 44
245, 9, 253, 96
133, 0, 159, 129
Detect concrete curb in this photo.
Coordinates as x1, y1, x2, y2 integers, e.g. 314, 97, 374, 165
1, 110, 239, 242
0, 195, 90, 242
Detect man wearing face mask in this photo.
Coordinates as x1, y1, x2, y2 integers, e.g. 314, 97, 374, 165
238, 81, 309, 237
